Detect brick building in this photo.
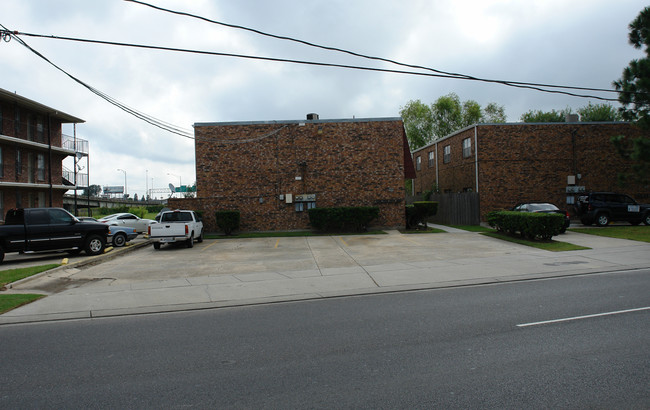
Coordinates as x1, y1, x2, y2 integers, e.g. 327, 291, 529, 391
0, 88, 87, 219
411, 122, 649, 219
169, 115, 415, 232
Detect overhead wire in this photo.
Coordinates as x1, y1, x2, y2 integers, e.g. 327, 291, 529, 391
0, 25, 194, 139
5, 29, 619, 102
125, 0, 625, 99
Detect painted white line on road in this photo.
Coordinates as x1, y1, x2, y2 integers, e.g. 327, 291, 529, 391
517, 306, 650, 327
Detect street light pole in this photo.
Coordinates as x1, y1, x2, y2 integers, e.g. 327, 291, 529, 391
117, 168, 127, 199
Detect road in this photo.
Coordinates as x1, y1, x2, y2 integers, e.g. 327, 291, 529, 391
1, 269, 648, 409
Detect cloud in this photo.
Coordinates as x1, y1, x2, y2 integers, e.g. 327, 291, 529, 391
2, 0, 648, 197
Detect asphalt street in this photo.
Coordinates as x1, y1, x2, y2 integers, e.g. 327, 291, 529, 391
1, 269, 648, 408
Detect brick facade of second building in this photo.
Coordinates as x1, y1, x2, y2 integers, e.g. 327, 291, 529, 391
170, 116, 414, 232
411, 122, 649, 219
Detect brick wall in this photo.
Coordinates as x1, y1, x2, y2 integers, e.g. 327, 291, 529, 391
171, 118, 408, 232
0, 99, 68, 210
412, 123, 649, 219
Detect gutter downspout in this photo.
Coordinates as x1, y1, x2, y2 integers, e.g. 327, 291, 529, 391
47, 113, 53, 207
474, 125, 479, 193
435, 141, 439, 189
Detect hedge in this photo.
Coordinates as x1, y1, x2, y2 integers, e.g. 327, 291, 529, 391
215, 210, 240, 235
486, 211, 564, 240
405, 201, 438, 229
308, 206, 380, 232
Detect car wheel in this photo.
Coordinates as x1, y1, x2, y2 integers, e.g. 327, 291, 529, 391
197, 229, 204, 243
85, 234, 106, 256
187, 233, 194, 248
644, 213, 650, 226
596, 213, 609, 227
0, 246, 4, 263
153, 242, 161, 250
112, 232, 127, 247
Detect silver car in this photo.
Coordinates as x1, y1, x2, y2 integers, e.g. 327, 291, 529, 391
98, 213, 155, 233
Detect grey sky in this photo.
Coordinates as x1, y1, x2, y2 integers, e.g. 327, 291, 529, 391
2, 0, 646, 198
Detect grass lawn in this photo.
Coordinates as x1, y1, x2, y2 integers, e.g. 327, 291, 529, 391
481, 231, 591, 251
0, 264, 60, 288
569, 226, 650, 243
0, 294, 45, 314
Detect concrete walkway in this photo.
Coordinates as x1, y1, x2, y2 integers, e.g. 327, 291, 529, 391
1, 228, 649, 324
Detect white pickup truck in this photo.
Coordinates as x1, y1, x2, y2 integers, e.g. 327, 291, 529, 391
148, 210, 204, 249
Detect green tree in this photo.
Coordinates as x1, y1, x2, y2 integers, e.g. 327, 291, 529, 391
578, 102, 624, 122
520, 108, 572, 122
484, 102, 507, 123
400, 94, 507, 149
399, 99, 434, 150
612, 6, 650, 185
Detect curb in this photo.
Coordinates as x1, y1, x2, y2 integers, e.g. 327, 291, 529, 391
4, 239, 152, 290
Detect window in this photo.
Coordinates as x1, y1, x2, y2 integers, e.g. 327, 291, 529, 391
416, 155, 421, 171
463, 137, 472, 158
428, 151, 434, 168
0, 105, 3, 135
49, 209, 74, 224
0, 147, 3, 178
14, 107, 20, 137
37, 154, 45, 180
0, 191, 3, 221
443, 145, 451, 164
37, 116, 44, 142
15, 149, 22, 176
27, 114, 35, 141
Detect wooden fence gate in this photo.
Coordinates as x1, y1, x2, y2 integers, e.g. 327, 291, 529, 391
407, 193, 480, 225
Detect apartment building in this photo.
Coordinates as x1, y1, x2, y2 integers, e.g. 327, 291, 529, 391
0, 88, 88, 219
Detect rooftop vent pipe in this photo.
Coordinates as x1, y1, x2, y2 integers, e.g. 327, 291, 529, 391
306, 113, 319, 120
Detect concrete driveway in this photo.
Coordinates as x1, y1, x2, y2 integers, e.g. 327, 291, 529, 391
2, 228, 650, 323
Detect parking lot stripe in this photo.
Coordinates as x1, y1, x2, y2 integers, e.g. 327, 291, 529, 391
275, 239, 280, 249
339, 237, 349, 247
200, 240, 219, 252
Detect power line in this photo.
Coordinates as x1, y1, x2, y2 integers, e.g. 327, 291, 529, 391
5, 29, 619, 102
125, 0, 624, 99
0, 26, 194, 139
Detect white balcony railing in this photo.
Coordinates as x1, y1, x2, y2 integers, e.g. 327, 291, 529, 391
62, 134, 89, 154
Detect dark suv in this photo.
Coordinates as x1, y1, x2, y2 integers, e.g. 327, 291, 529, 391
575, 192, 650, 226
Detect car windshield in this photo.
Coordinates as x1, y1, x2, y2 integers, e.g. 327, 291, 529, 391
528, 203, 558, 211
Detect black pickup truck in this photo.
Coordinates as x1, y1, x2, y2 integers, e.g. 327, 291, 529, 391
0, 208, 108, 263
575, 192, 650, 226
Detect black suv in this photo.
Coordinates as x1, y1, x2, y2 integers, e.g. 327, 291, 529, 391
575, 192, 650, 226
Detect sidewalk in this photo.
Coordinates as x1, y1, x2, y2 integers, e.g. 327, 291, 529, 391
1, 228, 649, 324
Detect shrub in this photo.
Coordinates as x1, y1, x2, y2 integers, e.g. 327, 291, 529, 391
308, 206, 380, 232
215, 210, 240, 235
128, 207, 147, 218
406, 201, 438, 229
487, 211, 564, 240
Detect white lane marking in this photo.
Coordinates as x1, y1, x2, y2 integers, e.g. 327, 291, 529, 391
517, 306, 650, 328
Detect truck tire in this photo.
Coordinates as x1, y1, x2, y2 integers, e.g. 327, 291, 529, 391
153, 242, 161, 250
0, 246, 4, 263
85, 234, 106, 256
112, 232, 127, 247
644, 213, 650, 226
197, 229, 204, 243
187, 233, 194, 248
596, 213, 610, 227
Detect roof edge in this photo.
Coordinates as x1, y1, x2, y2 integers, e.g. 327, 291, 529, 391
194, 116, 402, 127
0, 88, 85, 123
